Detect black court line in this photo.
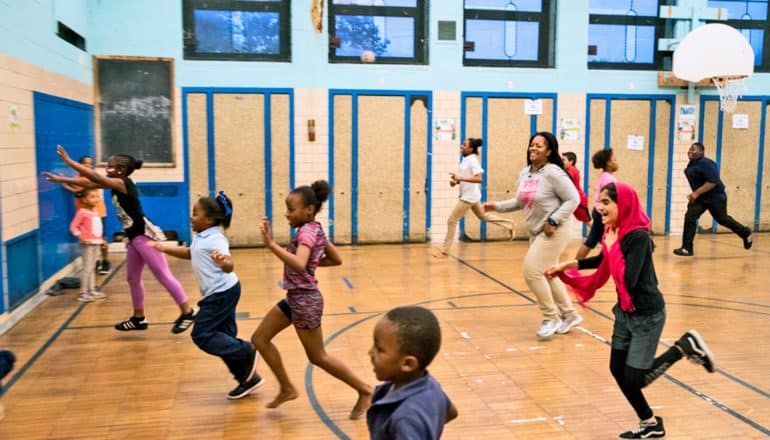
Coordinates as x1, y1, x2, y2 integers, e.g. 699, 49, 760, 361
448, 255, 770, 437
0, 260, 125, 397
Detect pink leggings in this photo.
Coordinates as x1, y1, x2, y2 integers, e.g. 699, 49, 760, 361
126, 235, 187, 310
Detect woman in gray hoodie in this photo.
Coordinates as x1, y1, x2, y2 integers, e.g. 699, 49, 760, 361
484, 131, 582, 339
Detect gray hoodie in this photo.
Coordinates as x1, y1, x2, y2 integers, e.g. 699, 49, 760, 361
494, 163, 579, 236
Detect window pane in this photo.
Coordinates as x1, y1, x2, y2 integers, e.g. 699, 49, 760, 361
707, 1, 768, 19
589, 0, 659, 16
736, 27, 765, 64
333, 0, 416, 6
194, 10, 280, 54
464, 0, 542, 12
588, 24, 656, 63
465, 19, 539, 61
335, 16, 414, 58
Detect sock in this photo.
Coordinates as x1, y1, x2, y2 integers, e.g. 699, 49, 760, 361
641, 416, 657, 426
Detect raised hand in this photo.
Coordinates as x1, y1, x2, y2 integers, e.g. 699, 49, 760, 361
259, 217, 273, 245
56, 145, 71, 162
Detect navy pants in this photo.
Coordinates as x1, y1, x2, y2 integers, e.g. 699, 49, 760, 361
191, 282, 254, 383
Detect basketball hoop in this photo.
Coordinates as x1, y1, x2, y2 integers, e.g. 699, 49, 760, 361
672, 24, 754, 113
712, 75, 747, 113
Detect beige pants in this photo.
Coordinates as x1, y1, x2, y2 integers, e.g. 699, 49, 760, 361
523, 224, 577, 320
80, 244, 100, 294
441, 200, 515, 253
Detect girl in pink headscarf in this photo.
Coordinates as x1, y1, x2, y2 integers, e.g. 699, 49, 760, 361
546, 181, 716, 439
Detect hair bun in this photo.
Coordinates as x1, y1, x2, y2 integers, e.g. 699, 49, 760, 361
216, 191, 233, 217
134, 159, 144, 170
311, 180, 330, 203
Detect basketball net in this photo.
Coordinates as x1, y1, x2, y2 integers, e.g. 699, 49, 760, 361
711, 76, 747, 113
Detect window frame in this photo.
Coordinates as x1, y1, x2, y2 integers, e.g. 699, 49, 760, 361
182, 0, 291, 62
707, 1, 770, 72
327, 1, 428, 65
462, 0, 556, 68
587, 0, 669, 70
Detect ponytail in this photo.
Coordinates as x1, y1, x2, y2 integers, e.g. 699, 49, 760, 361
292, 180, 330, 214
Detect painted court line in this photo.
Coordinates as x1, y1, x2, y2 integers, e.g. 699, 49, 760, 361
0, 260, 125, 397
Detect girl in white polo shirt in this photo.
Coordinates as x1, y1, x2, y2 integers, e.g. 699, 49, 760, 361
433, 138, 515, 258
150, 192, 263, 400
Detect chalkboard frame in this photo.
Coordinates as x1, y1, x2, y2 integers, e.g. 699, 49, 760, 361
94, 55, 176, 167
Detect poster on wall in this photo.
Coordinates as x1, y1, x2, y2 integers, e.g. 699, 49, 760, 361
678, 104, 696, 141
627, 134, 644, 151
732, 113, 749, 129
559, 118, 581, 141
9, 105, 19, 128
524, 99, 543, 115
433, 118, 456, 141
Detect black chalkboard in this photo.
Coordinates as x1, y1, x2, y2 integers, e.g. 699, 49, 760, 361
96, 57, 174, 165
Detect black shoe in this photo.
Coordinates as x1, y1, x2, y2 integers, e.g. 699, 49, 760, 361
227, 372, 264, 400
673, 248, 693, 256
676, 330, 715, 373
115, 316, 148, 331
99, 260, 111, 275
619, 416, 665, 439
743, 233, 753, 250
171, 308, 197, 334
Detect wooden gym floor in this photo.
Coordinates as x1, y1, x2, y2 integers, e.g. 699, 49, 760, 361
0, 234, 768, 439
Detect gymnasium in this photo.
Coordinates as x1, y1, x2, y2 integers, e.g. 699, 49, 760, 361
0, 0, 769, 438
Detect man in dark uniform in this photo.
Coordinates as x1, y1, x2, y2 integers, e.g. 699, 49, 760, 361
674, 142, 753, 256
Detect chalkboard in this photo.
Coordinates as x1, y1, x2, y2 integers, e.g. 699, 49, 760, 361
95, 57, 174, 165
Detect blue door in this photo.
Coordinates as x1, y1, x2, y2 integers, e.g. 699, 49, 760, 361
34, 92, 94, 281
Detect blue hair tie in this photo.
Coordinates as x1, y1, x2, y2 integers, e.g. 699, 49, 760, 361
216, 191, 233, 217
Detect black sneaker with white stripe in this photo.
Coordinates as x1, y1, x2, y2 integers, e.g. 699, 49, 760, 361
115, 316, 148, 331
619, 416, 665, 439
171, 308, 197, 334
227, 372, 264, 400
676, 329, 715, 373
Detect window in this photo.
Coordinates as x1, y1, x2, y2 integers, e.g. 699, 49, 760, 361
463, 0, 556, 67
707, 0, 770, 71
183, 0, 290, 61
588, 0, 672, 69
328, 0, 427, 64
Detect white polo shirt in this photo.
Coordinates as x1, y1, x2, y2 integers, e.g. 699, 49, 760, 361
459, 154, 484, 203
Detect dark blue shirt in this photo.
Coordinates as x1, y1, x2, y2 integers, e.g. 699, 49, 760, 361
367, 372, 452, 440
684, 156, 726, 202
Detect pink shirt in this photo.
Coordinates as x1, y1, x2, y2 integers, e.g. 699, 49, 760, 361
70, 208, 104, 244
595, 171, 617, 209
283, 222, 327, 290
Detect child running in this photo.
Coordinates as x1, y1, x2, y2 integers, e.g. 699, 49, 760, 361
44, 145, 195, 333
69, 188, 107, 302
150, 192, 263, 399
575, 148, 618, 259
367, 306, 458, 439
546, 181, 716, 439
251, 180, 372, 419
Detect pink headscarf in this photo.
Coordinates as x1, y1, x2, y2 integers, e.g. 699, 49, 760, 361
558, 181, 650, 312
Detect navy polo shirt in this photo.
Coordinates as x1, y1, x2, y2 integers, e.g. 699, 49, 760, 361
684, 156, 726, 203
367, 372, 452, 440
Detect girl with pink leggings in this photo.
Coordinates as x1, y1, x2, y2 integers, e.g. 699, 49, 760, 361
45, 146, 195, 333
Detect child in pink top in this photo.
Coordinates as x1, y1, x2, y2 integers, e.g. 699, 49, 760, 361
70, 189, 106, 302
575, 148, 618, 259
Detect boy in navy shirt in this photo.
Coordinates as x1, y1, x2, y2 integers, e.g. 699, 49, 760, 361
367, 306, 458, 439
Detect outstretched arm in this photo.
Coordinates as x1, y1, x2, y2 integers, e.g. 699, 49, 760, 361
55, 145, 126, 193
147, 241, 191, 260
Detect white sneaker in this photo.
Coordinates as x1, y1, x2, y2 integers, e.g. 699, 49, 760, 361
556, 314, 584, 334
536, 318, 562, 339
89, 291, 106, 300
77, 293, 95, 302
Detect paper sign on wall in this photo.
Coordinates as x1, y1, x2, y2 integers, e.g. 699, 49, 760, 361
9, 105, 19, 128
524, 99, 543, 115
559, 118, 581, 141
627, 134, 644, 151
678, 105, 696, 141
433, 118, 456, 141
732, 113, 749, 129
